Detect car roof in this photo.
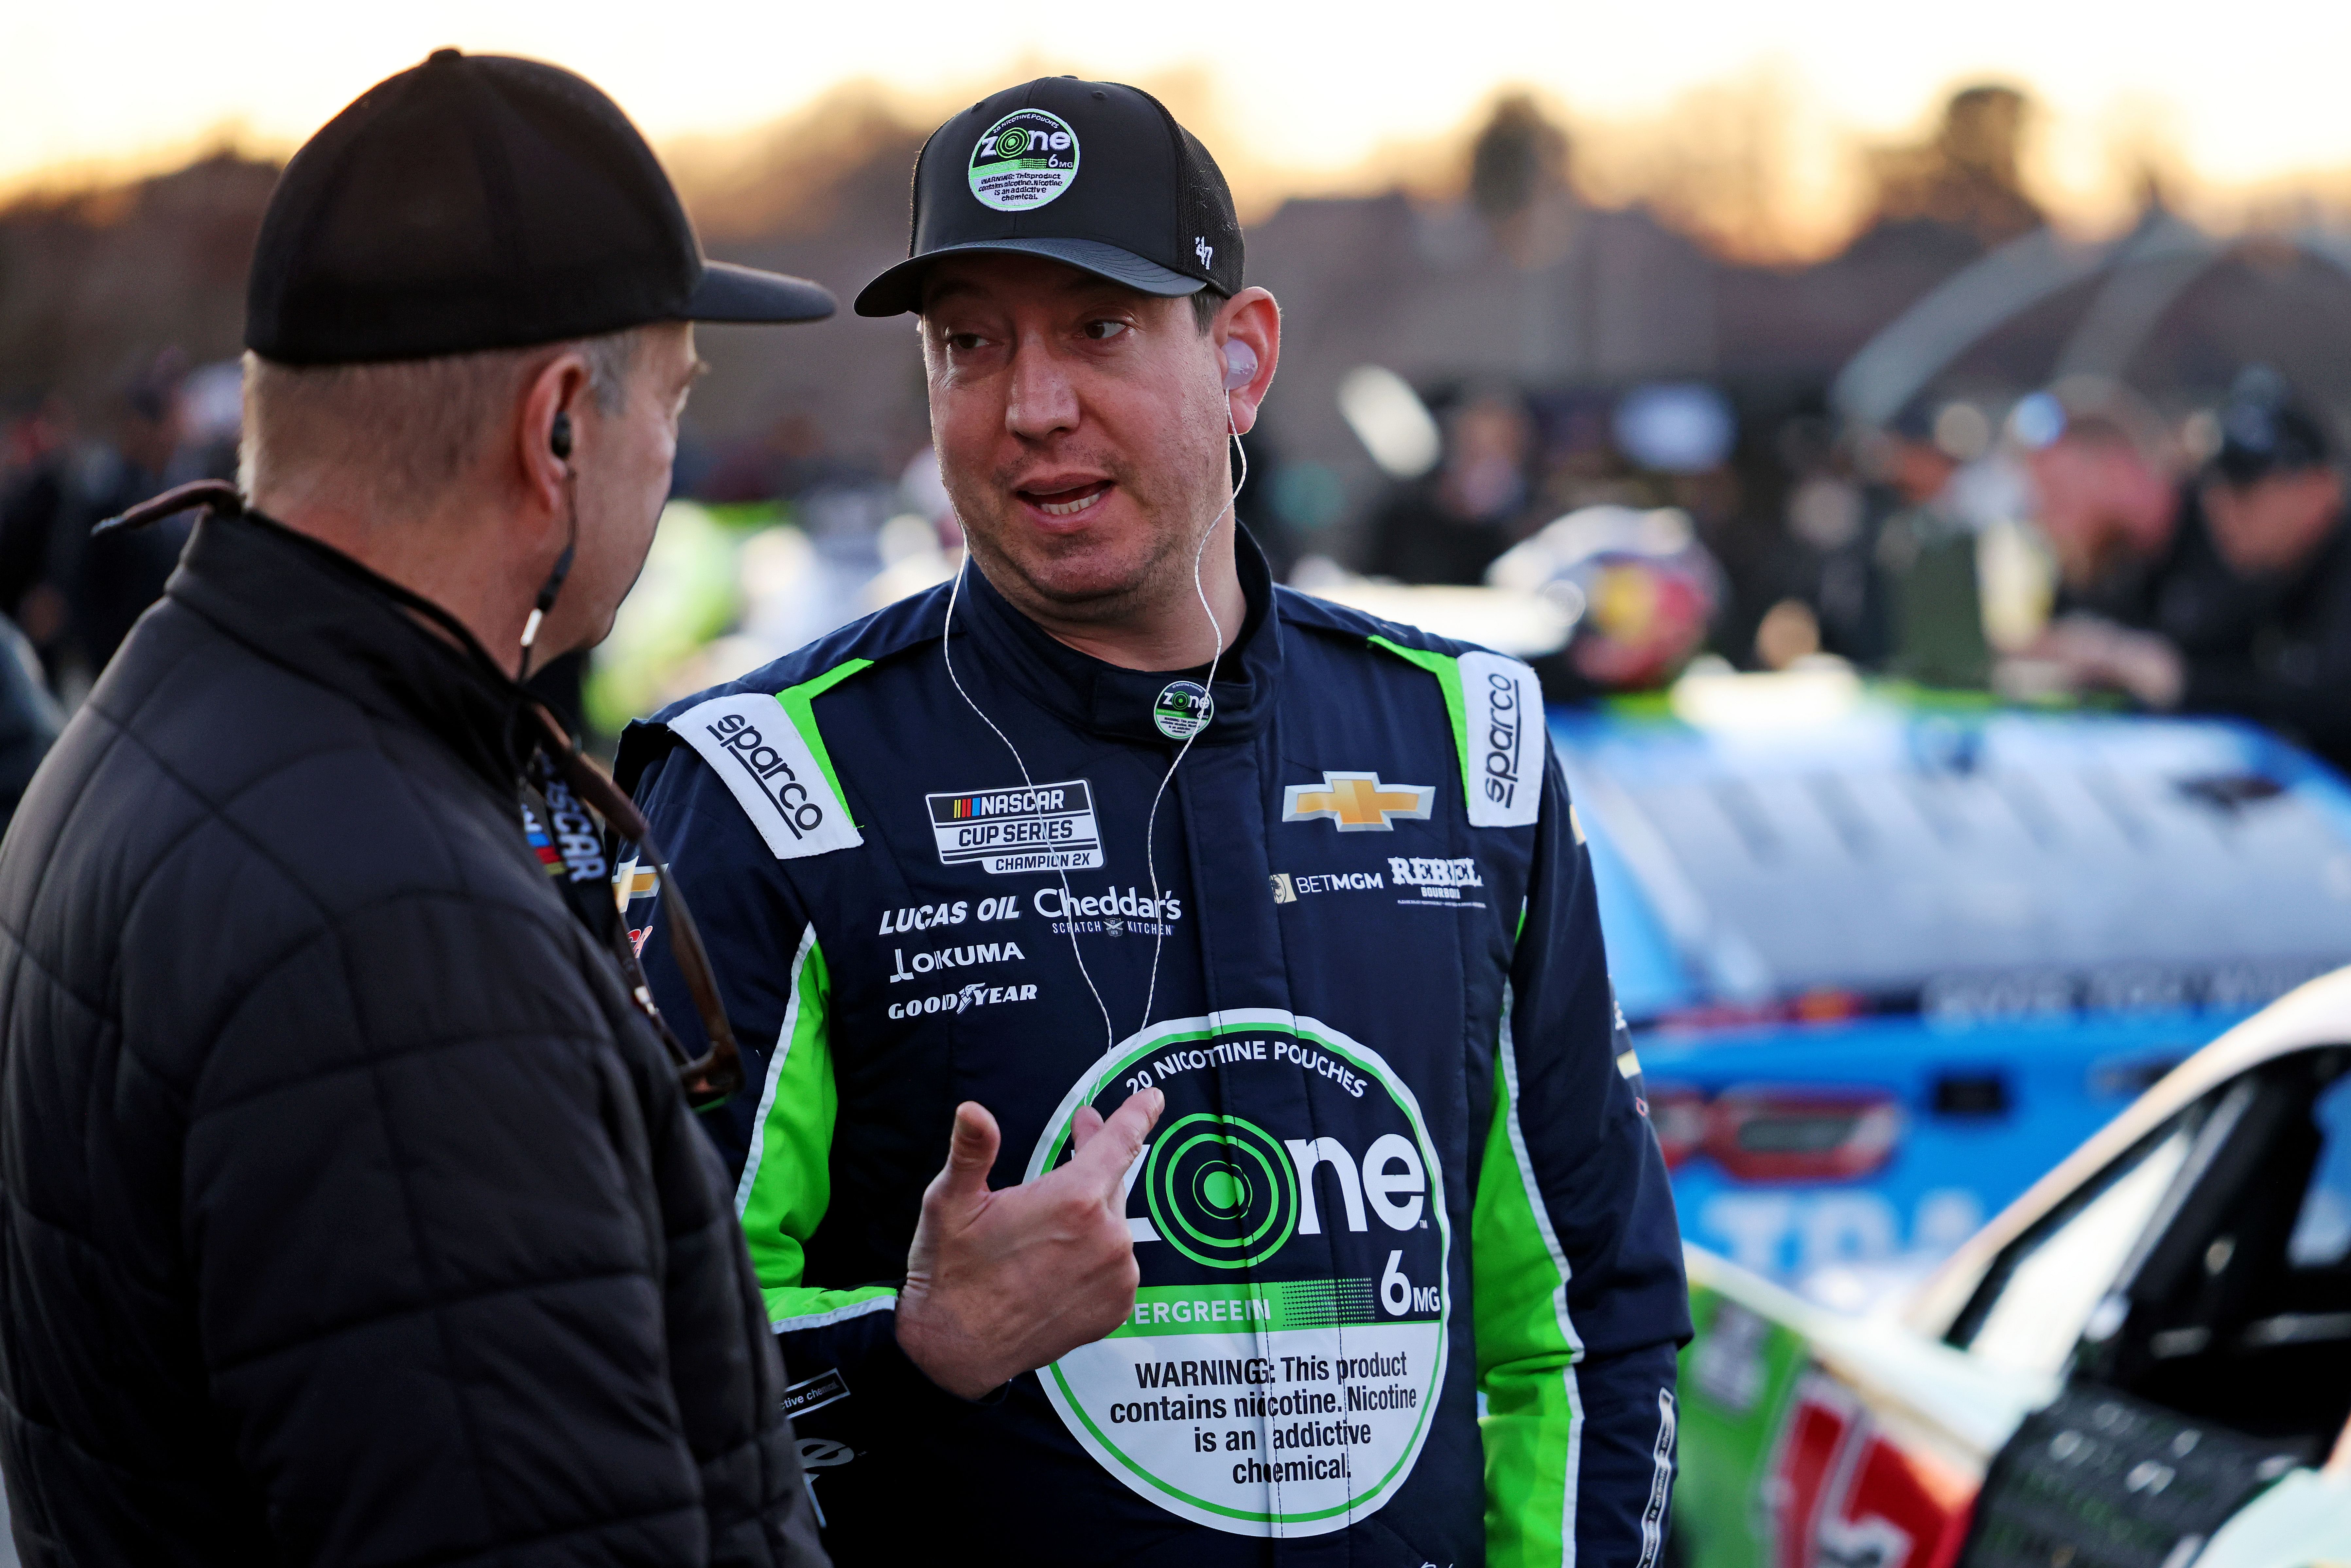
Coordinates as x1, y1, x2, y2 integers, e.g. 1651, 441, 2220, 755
1901, 962, 2351, 1337
1552, 689, 2351, 1018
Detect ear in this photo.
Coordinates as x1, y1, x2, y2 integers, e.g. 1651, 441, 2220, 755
514, 349, 593, 521
1213, 287, 1281, 436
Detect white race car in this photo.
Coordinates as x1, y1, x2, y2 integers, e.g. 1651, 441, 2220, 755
1673, 966, 2351, 1568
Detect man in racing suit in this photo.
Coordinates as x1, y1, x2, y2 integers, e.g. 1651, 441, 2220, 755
618, 76, 1689, 1567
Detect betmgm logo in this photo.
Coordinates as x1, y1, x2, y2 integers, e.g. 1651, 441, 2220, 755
1129, 1114, 1434, 1314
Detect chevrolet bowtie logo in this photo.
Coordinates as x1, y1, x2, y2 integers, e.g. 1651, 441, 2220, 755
1281, 772, 1435, 832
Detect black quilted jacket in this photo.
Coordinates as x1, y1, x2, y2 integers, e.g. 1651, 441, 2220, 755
0, 511, 826, 1568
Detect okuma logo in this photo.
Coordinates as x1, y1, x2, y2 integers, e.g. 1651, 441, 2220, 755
969, 108, 1079, 212
1028, 1012, 1449, 1538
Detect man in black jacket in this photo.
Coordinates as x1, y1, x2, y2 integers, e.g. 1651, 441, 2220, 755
0, 52, 836, 1566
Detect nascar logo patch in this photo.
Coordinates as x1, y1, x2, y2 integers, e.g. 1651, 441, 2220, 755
928, 779, 1103, 875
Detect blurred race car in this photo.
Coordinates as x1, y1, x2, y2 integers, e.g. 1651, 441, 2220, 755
1671, 966, 2351, 1568
1550, 671, 2351, 1287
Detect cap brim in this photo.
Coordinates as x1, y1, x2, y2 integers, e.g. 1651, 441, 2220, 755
683, 260, 837, 324
854, 238, 1204, 318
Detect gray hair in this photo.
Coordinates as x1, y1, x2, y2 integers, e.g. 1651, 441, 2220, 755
240, 329, 642, 509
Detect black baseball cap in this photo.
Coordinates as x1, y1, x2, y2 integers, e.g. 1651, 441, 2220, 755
854, 77, 1243, 318
2212, 368, 2331, 484
247, 49, 834, 365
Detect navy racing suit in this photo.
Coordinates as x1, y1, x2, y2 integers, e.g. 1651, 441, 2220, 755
616, 539, 1690, 1567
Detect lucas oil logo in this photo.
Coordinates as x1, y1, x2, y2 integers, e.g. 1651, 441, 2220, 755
969, 108, 1079, 212
669, 692, 862, 861
1027, 1012, 1448, 1538
929, 779, 1103, 875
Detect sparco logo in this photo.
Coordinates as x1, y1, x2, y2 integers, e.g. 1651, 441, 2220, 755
1460, 652, 1541, 829
709, 712, 825, 839
1480, 671, 1523, 810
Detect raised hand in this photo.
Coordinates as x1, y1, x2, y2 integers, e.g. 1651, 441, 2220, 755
897, 1088, 1164, 1400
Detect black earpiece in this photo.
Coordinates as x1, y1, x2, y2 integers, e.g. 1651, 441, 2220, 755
521, 410, 580, 680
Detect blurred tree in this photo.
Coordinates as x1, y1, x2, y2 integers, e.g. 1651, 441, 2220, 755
1866, 85, 2045, 251
1470, 94, 1571, 223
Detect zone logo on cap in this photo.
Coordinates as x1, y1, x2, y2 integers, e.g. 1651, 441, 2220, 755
970, 110, 1079, 212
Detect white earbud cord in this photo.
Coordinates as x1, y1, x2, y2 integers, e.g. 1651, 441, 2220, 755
1138, 406, 1245, 1033
941, 554, 1118, 1054
939, 398, 1249, 1054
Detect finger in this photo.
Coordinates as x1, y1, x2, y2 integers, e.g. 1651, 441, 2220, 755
1066, 1087, 1163, 1192
1069, 1105, 1106, 1154
933, 1101, 1001, 1206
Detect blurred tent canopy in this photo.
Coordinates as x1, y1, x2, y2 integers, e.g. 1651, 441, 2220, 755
1836, 209, 2351, 432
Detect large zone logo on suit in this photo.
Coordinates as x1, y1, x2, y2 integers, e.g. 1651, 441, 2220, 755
1027, 1012, 1449, 1538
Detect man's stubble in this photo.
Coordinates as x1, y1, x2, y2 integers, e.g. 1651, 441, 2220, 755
948, 393, 1233, 637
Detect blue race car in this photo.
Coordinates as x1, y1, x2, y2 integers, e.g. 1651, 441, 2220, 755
1551, 674, 2351, 1290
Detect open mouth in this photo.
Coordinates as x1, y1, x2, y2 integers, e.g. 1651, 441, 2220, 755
1017, 479, 1113, 519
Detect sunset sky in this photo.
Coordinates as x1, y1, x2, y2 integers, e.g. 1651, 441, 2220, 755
10, 0, 2351, 239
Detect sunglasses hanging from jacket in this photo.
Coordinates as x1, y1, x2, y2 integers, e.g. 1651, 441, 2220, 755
98, 480, 745, 1109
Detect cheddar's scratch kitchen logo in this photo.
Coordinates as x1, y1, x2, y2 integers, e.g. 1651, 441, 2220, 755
1036, 883, 1181, 937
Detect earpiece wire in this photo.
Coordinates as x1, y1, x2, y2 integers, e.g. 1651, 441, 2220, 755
942, 554, 1119, 1054
937, 368, 1251, 1056
1138, 403, 1245, 1032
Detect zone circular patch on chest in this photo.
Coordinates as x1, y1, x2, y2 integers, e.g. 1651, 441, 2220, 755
1025, 1011, 1449, 1537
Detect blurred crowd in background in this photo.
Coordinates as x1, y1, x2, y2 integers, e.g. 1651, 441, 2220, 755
4, 80, 2351, 825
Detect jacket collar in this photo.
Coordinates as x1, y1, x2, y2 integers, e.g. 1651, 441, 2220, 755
166, 509, 536, 797
951, 527, 1283, 746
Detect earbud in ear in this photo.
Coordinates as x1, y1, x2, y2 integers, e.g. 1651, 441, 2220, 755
1220, 340, 1258, 392
550, 411, 573, 462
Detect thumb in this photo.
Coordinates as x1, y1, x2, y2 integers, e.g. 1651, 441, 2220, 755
934, 1101, 1001, 1206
